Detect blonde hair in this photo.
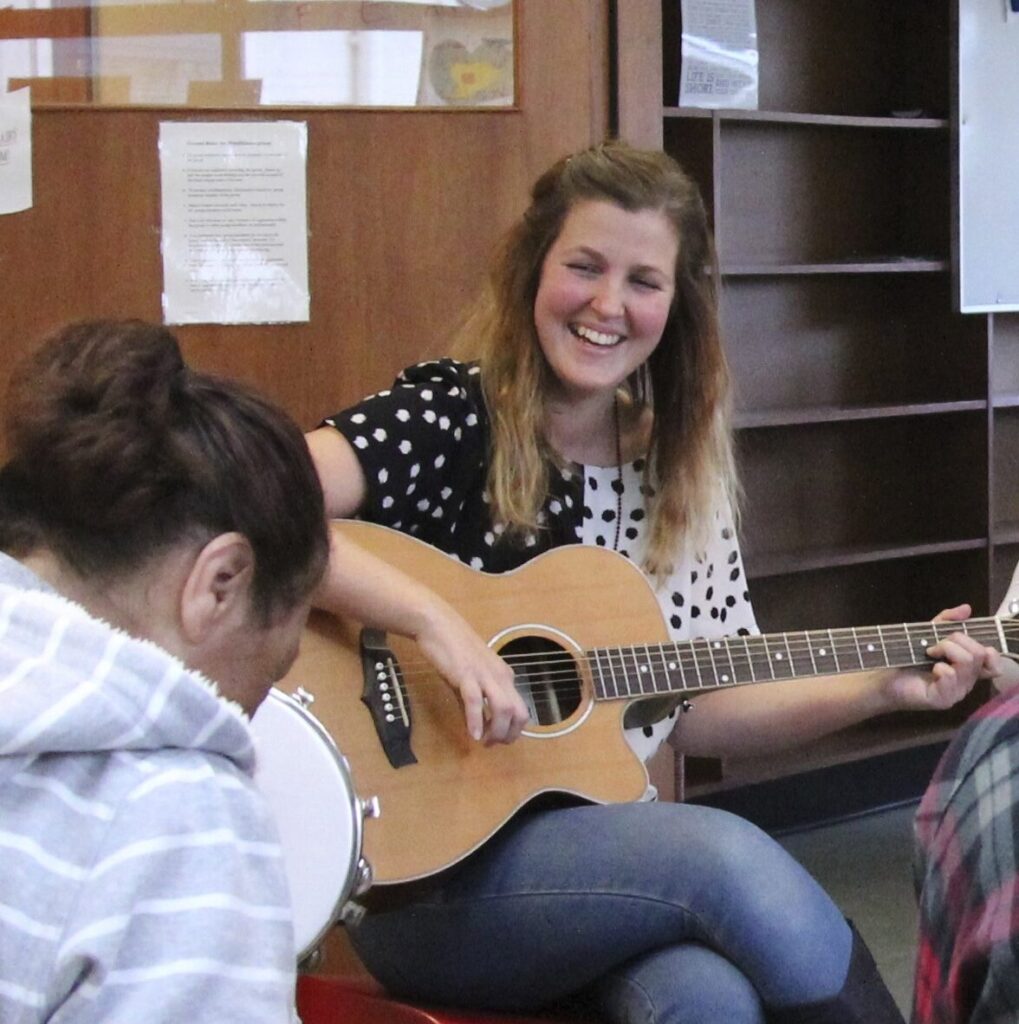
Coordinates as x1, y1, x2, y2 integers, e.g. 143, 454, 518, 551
452, 141, 738, 575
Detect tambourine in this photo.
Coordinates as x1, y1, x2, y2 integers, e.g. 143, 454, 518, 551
250, 687, 379, 962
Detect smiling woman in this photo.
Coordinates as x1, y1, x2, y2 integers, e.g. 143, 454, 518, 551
294, 140, 975, 1022
533, 200, 678, 434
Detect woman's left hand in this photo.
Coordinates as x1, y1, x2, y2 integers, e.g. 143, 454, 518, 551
883, 604, 1002, 711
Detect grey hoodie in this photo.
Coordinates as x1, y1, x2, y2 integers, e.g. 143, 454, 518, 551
0, 554, 297, 1022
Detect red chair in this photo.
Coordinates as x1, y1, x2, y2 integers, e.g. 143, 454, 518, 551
296, 974, 580, 1024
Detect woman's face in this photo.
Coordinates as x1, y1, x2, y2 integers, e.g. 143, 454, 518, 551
533, 199, 679, 404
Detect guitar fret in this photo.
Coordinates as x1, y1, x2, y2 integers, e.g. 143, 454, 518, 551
767, 633, 792, 681
855, 626, 886, 670
781, 633, 795, 678
760, 635, 778, 680
596, 647, 622, 699
622, 646, 637, 696
660, 644, 683, 691
651, 643, 663, 692
849, 627, 865, 670
876, 624, 891, 667
805, 632, 819, 675
695, 638, 715, 690
688, 638, 705, 690
707, 639, 734, 686
827, 629, 840, 672
785, 631, 815, 680
903, 622, 933, 666
881, 625, 912, 665
655, 643, 674, 692
741, 634, 759, 683
590, 648, 605, 699
638, 643, 656, 693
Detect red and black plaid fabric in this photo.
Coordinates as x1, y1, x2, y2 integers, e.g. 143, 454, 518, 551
913, 687, 1019, 1023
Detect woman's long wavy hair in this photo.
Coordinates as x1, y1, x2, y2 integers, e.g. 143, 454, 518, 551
452, 141, 738, 576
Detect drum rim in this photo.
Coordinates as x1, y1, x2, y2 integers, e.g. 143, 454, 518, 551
260, 686, 367, 959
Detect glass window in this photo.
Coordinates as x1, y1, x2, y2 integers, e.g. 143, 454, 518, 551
0, 0, 514, 108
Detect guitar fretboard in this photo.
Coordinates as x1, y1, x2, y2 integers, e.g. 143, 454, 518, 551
589, 617, 1014, 700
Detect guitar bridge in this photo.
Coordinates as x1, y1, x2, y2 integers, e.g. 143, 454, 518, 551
359, 628, 417, 769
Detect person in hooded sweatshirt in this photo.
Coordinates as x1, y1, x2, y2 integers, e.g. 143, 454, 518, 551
0, 319, 330, 1023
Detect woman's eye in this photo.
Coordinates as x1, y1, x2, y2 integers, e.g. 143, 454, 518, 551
567, 262, 598, 275
632, 277, 662, 291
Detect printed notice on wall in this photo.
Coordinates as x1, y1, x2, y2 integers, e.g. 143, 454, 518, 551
159, 121, 309, 325
0, 89, 32, 216
679, 0, 758, 110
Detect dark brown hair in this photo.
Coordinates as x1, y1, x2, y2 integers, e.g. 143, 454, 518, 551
0, 319, 328, 622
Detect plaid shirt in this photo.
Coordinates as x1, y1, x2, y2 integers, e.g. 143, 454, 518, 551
913, 687, 1019, 1023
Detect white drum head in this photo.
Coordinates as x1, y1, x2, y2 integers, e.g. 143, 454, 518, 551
250, 688, 363, 959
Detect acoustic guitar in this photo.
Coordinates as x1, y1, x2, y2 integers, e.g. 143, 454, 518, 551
281, 520, 1015, 887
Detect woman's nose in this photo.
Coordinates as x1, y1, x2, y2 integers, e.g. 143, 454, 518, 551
589, 276, 624, 318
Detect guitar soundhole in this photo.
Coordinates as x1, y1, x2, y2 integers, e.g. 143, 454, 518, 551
500, 635, 582, 725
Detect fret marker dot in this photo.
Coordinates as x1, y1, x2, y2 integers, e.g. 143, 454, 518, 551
721, 674, 730, 682
640, 664, 648, 673
668, 662, 677, 670
819, 648, 827, 656
775, 652, 784, 660
867, 644, 876, 652
713, 641, 722, 649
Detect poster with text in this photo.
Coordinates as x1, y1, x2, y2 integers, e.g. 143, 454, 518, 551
679, 0, 758, 110
159, 120, 309, 324
0, 88, 32, 216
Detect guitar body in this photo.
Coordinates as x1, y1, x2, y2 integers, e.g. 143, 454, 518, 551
280, 520, 669, 886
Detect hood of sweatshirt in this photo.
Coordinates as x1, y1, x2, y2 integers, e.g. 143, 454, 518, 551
0, 552, 253, 775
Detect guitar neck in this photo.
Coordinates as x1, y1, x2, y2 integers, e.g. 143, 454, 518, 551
589, 616, 1012, 701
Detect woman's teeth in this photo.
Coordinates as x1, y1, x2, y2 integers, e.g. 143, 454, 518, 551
572, 324, 622, 347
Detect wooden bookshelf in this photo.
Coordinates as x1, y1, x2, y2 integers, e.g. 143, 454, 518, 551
615, 0, 1019, 800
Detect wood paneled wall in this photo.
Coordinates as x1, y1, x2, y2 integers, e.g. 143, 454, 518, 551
0, 0, 610, 434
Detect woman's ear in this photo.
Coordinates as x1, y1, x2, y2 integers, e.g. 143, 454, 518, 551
179, 532, 255, 645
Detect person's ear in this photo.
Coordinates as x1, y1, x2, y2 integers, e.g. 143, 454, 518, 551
179, 532, 255, 645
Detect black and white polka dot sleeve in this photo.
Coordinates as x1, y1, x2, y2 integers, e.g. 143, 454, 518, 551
323, 360, 487, 535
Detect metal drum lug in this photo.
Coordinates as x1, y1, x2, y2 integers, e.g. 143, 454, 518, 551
339, 900, 367, 927
292, 686, 315, 708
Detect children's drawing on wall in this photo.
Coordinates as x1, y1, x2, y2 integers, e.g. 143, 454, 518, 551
416, 0, 514, 107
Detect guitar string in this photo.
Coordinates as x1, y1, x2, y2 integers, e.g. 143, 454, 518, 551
358, 645, 1007, 713
362, 620, 1012, 682
354, 621, 1012, 707
367, 629, 1014, 687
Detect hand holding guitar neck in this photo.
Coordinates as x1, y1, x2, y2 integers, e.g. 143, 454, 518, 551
880, 603, 1005, 711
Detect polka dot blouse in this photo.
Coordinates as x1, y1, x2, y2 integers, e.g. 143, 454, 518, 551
326, 359, 759, 763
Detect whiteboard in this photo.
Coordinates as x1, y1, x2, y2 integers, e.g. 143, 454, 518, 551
957, 0, 1019, 312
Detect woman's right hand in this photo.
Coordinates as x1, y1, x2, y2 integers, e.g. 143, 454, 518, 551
306, 429, 530, 744
413, 598, 531, 745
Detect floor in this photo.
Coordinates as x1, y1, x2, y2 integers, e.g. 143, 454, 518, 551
775, 801, 919, 1017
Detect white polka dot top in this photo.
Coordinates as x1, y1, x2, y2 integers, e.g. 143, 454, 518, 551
327, 359, 759, 763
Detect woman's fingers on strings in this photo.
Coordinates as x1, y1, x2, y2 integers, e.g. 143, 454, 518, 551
478, 665, 530, 746
452, 649, 529, 745
924, 633, 987, 706
459, 680, 486, 742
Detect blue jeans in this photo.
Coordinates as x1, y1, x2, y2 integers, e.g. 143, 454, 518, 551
350, 801, 853, 1023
